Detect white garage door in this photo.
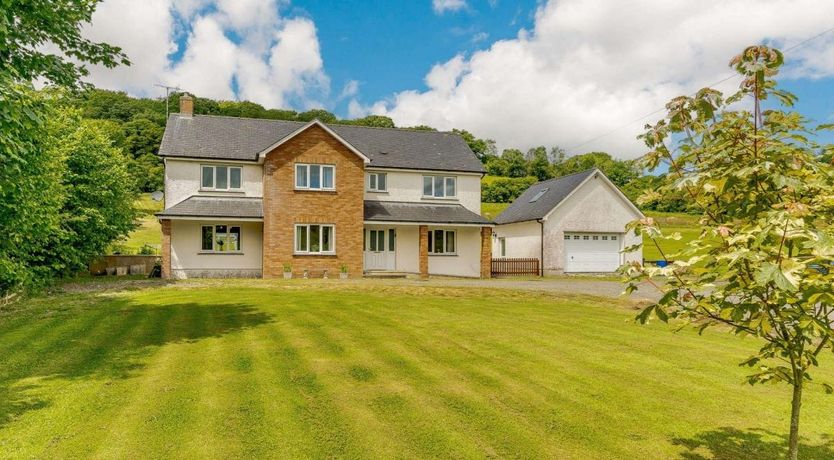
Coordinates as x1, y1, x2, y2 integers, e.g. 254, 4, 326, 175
564, 233, 622, 273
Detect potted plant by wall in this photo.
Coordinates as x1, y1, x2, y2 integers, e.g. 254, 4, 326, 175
282, 263, 292, 279
339, 263, 349, 280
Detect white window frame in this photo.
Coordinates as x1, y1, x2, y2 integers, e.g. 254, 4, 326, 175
499, 237, 506, 257
201, 165, 243, 191
427, 229, 457, 255
200, 223, 243, 253
422, 175, 457, 199
294, 224, 336, 254
367, 172, 387, 192
295, 163, 336, 191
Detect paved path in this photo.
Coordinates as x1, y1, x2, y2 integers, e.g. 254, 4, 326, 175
371, 277, 661, 302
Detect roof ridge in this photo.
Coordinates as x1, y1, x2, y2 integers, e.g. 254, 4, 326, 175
535, 168, 598, 185
178, 113, 459, 136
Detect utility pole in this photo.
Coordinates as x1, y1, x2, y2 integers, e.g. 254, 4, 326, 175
155, 84, 182, 118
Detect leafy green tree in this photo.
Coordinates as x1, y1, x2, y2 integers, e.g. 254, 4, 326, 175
623, 46, 834, 460
481, 176, 538, 203
554, 151, 638, 187
501, 149, 528, 178
297, 108, 337, 123
484, 155, 510, 176
46, 105, 138, 274
349, 115, 396, 128
453, 128, 497, 161
1, 0, 128, 86
406, 125, 438, 131
526, 146, 554, 181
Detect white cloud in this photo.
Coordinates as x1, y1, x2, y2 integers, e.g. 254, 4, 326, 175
339, 80, 360, 99
433, 0, 467, 14
81, 0, 176, 95
371, 0, 834, 158
81, 0, 329, 108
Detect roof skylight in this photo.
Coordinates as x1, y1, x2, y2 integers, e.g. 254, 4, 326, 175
529, 187, 549, 203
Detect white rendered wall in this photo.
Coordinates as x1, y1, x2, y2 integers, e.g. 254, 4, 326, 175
363, 169, 482, 214
427, 226, 481, 277
543, 176, 642, 274
492, 220, 541, 259
164, 159, 263, 208
170, 220, 263, 278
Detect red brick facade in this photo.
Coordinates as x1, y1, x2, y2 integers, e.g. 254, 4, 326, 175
262, 125, 365, 278
160, 219, 171, 279
480, 226, 492, 278
418, 225, 429, 279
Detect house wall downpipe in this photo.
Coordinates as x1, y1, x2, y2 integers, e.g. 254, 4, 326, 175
538, 218, 544, 277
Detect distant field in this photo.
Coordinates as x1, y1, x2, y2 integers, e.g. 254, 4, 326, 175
117, 194, 163, 254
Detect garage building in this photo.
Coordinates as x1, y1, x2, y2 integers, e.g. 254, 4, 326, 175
492, 169, 643, 274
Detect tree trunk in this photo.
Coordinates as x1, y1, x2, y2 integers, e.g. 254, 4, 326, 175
788, 379, 803, 460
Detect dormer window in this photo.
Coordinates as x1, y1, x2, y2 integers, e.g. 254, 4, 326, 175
201, 165, 242, 191
296, 163, 335, 190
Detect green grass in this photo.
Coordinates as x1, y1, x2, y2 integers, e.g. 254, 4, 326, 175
481, 202, 510, 220
1, 280, 833, 459
643, 211, 701, 261
117, 194, 163, 254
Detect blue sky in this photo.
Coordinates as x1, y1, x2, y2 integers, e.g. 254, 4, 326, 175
84, 0, 834, 158
293, 0, 538, 114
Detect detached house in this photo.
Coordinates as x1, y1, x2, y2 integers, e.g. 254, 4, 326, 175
156, 95, 493, 279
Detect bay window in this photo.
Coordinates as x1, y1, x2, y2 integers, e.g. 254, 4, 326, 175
427, 229, 456, 255
201, 165, 242, 191
422, 175, 456, 198
296, 164, 335, 190
201, 225, 241, 252
295, 224, 335, 254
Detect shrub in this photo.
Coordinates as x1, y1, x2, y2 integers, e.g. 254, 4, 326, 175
481, 176, 538, 203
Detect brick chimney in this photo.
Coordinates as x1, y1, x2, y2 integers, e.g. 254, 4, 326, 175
179, 93, 193, 116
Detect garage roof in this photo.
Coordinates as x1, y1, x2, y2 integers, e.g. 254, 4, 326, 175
494, 169, 598, 224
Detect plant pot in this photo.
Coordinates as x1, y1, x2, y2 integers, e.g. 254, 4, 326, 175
339, 272, 349, 280
283, 272, 292, 279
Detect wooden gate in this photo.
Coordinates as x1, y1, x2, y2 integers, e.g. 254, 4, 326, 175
491, 258, 541, 277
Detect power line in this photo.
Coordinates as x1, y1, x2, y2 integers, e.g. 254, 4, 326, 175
564, 26, 834, 154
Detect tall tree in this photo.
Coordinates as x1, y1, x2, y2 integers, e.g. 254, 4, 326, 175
526, 146, 554, 181
501, 149, 528, 178
624, 46, 834, 460
453, 128, 497, 161
1, 0, 128, 86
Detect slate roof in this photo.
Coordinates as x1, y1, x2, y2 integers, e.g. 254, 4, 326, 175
159, 115, 485, 173
494, 169, 598, 225
157, 196, 264, 219
364, 201, 492, 225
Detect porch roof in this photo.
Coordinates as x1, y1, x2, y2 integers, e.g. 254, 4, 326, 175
364, 200, 492, 225
156, 196, 264, 220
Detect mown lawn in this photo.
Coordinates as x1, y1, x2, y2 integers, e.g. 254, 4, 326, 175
643, 211, 701, 261
2, 280, 832, 459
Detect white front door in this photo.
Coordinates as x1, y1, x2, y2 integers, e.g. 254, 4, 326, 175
364, 228, 396, 271
564, 233, 622, 272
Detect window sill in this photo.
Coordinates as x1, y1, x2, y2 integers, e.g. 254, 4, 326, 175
428, 253, 458, 257
294, 188, 337, 194
199, 189, 245, 194
366, 190, 389, 194
421, 196, 458, 201
293, 252, 337, 257
198, 251, 244, 255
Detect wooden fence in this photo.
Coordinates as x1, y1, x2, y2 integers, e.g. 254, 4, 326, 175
491, 258, 541, 277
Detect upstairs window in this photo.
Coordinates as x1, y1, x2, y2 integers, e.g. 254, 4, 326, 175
422, 175, 456, 198
367, 172, 387, 192
428, 229, 456, 255
296, 164, 335, 190
201, 165, 242, 191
